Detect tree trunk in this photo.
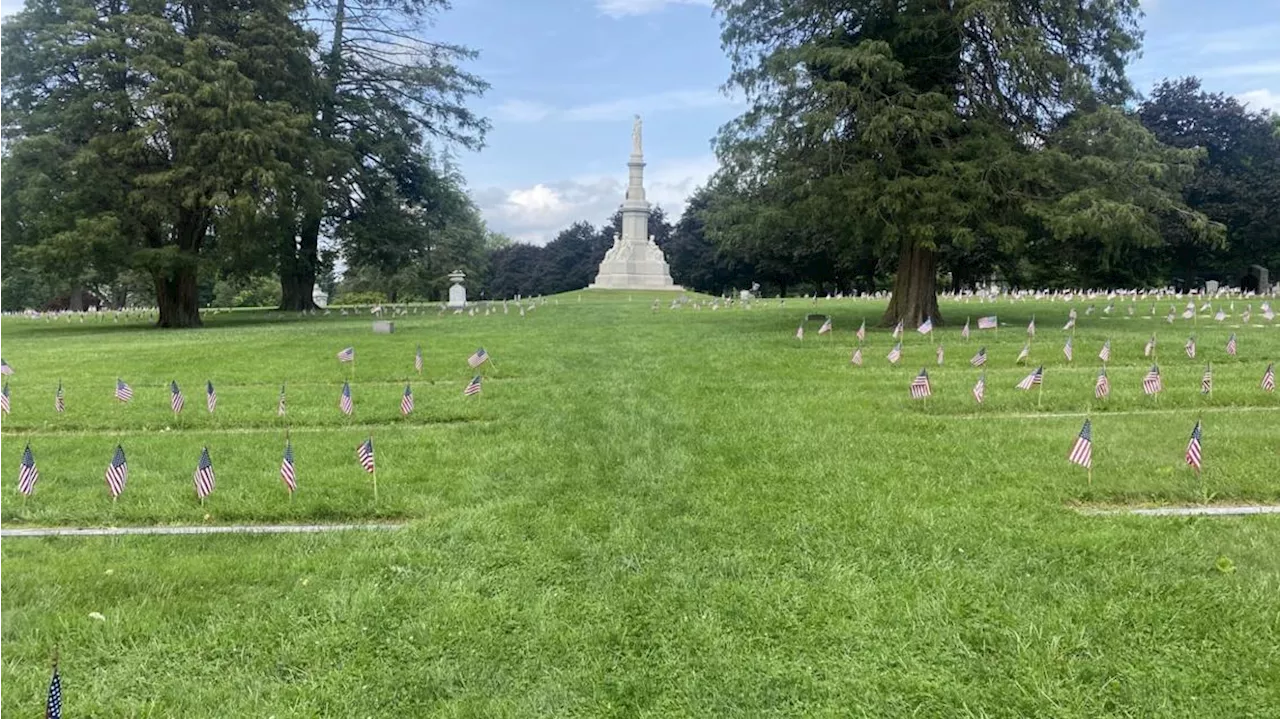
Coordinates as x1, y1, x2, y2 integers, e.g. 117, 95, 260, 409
155, 265, 202, 328
279, 214, 320, 311
882, 242, 942, 327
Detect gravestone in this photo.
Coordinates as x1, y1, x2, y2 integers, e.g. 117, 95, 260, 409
447, 270, 468, 308
372, 321, 395, 334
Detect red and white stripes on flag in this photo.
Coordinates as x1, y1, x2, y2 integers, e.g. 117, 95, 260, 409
1016, 366, 1043, 390
1185, 422, 1202, 471
116, 378, 133, 402
340, 382, 353, 415
1016, 343, 1030, 364
415, 345, 423, 374
892, 320, 904, 339
1, 383, 9, 414
850, 348, 863, 366
193, 446, 215, 499
1185, 337, 1196, 359
961, 318, 970, 339
936, 345, 944, 365
105, 445, 128, 498
206, 381, 217, 413
468, 348, 489, 367
795, 325, 804, 340
1094, 368, 1110, 399
170, 381, 185, 413
400, 384, 414, 415
972, 373, 986, 404
1068, 419, 1093, 469
970, 347, 987, 367
337, 347, 355, 362
1262, 363, 1275, 392
1027, 316, 1035, 337
278, 383, 287, 416
18, 444, 39, 496
1143, 335, 1156, 357
0, 359, 12, 375
1201, 364, 1213, 394
1226, 334, 1237, 356
917, 317, 933, 335
818, 318, 833, 335
357, 438, 375, 473
464, 375, 483, 396
856, 320, 866, 342
55, 382, 65, 413
1142, 365, 1163, 395
1098, 339, 1111, 363
909, 369, 932, 399
887, 342, 902, 364
281, 440, 296, 493
1063, 336, 1073, 362
977, 315, 998, 329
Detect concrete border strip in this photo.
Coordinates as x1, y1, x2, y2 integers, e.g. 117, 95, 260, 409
1, 522, 407, 538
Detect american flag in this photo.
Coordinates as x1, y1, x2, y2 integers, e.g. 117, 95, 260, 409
1069, 308, 1078, 321
1242, 307, 1251, 323
917, 317, 933, 335
1214, 309, 1226, 321
960, 318, 970, 339
281, 440, 296, 493
1103, 301, 1114, 314
18, 444, 39, 496
1185, 422, 1202, 471
1085, 305, 1095, 315
170, 381, 185, 413
1, 383, 9, 414
1201, 363, 1213, 394
1099, 339, 1111, 362
936, 345, 944, 365
1016, 343, 1029, 364
46, 663, 62, 719
1181, 307, 1194, 319
1068, 419, 1093, 469
1027, 316, 1036, 337
818, 318, 833, 334
277, 383, 287, 416
468, 348, 489, 367
1016, 366, 1043, 390
105, 444, 128, 498
970, 347, 987, 367
415, 345, 423, 374
909, 369, 932, 399
1095, 368, 1110, 399
1142, 364, 1163, 395
0, 358, 12, 375
1185, 337, 1196, 359
1226, 334, 1237, 356
892, 320, 903, 339
55, 382, 65, 413
1063, 336, 1073, 361
357, 437, 375, 473
206, 381, 217, 413
978, 315, 998, 329
340, 382, 353, 415
1262, 363, 1275, 392
795, 325, 804, 340
856, 320, 866, 341
401, 384, 414, 415
115, 378, 133, 402
972, 373, 986, 403
337, 347, 355, 362
193, 446, 215, 499
1063, 317, 1075, 331
850, 347, 863, 366
1143, 335, 1155, 357
887, 342, 902, 364
464, 375, 483, 396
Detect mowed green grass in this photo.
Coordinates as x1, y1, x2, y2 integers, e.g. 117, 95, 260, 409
3, 292, 1278, 716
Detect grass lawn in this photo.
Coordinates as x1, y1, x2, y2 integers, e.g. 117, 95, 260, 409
3, 292, 1278, 716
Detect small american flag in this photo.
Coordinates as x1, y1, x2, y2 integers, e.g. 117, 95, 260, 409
795, 325, 804, 340
415, 345, 423, 374
1063, 336, 1073, 362
1085, 305, 1095, 315
1185, 422, 1202, 471
115, 378, 133, 402
1225, 334, 1237, 356
1016, 343, 1029, 364
337, 347, 355, 362
1103, 301, 1114, 314
1262, 363, 1275, 392
1016, 366, 1043, 390
1201, 363, 1213, 394
887, 342, 902, 364
206, 381, 217, 413
401, 384, 414, 415
1214, 308, 1226, 321
105, 444, 128, 498
972, 373, 986, 404
970, 347, 987, 367
55, 382, 65, 413
909, 369, 931, 399
1095, 368, 1110, 399
18, 443, 39, 496
818, 318, 833, 334
1242, 307, 1251, 323
277, 383, 287, 416
1063, 317, 1075, 331
46, 663, 62, 719
1099, 339, 1111, 363
170, 381, 185, 413
464, 375, 483, 396
468, 348, 489, 367
850, 347, 863, 366
977, 315, 998, 329
892, 320, 903, 339
281, 440, 296, 493
960, 318, 970, 339
357, 437, 375, 473
1068, 419, 1093, 469
0, 358, 12, 375
193, 446, 215, 499
340, 382, 353, 415
1027, 316, 1036, 337
1, 383, 9, 414
1182, 307, 1194, 319
917, 317, 933, 335
1142, 364, 1163, 395
935, 345, 944, 365
1143, 335, 1155, 357
1185, 337, 1196, 359
856, 320, 866, 341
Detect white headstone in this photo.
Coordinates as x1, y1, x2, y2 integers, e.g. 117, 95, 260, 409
448, 270, 468, 308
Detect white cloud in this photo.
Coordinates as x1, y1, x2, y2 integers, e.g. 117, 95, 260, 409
1236, 89, 1280, 113
494, 88, 738, 124
596, 0, 712, 18
1201, 62, 1280, 78
473, 154, 718, 245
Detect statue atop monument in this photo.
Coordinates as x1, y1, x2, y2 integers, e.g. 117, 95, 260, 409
589, 117, 681, 291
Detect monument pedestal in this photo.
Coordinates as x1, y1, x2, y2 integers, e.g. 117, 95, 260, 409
447, 270, 468, 308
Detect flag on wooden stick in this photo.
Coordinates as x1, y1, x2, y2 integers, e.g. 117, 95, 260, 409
1068, 419, 1093, 469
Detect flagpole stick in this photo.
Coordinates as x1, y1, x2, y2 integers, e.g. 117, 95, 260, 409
1088, 465, 1092, 487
